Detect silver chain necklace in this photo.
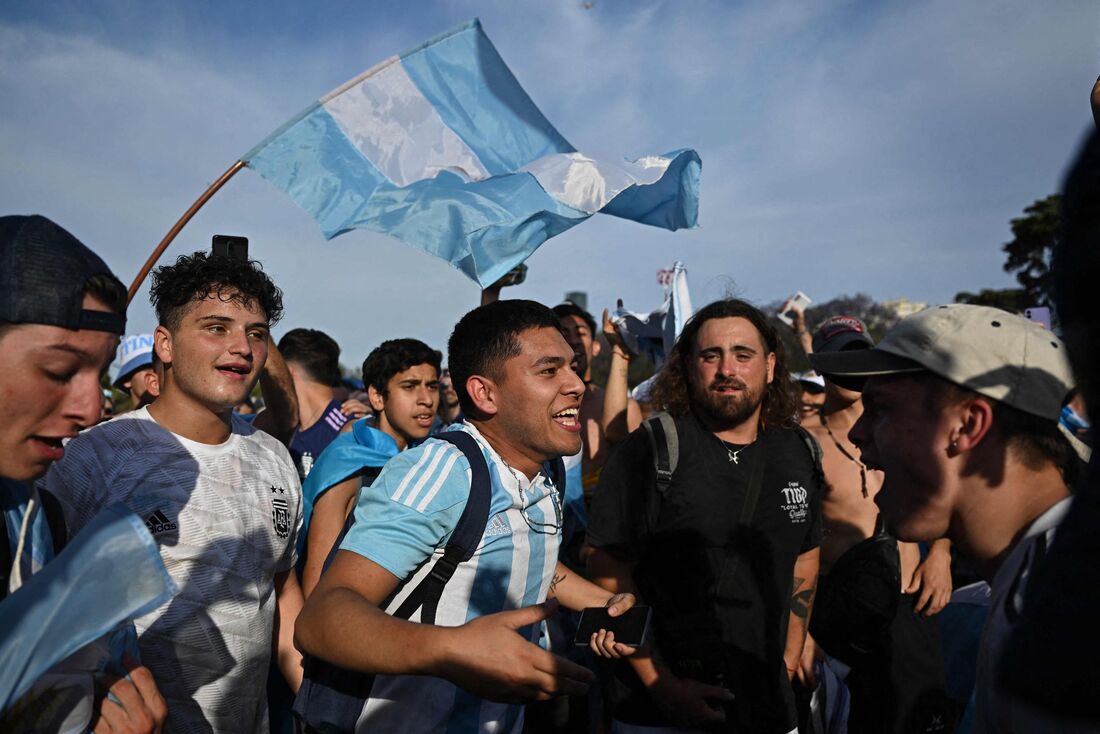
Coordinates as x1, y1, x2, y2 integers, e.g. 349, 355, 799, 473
719, 438, 755, 464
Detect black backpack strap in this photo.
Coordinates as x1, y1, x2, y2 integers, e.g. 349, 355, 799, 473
739, 441, 767, 525
794, 425, 825, 488
548, 457, 566, 500
390, 431, 491, 625
642, 413, 679, 495
294, 431, 492, 733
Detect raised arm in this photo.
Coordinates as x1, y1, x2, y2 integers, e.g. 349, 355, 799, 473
600, 305, 642, 443
253, 336, 299, 446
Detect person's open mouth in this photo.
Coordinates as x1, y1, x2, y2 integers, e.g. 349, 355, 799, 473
216, 363, 251, 380
29, 435, 67, 461
552, 407, 582, 433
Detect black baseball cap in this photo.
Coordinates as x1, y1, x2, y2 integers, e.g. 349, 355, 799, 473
0, 215, 126, 333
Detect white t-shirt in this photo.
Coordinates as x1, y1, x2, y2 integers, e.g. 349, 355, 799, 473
41, 407, 302, 734
976, 496, 1071, 733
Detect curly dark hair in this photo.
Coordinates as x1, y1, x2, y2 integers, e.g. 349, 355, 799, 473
361, 338, 442, 398
650, 298, 800, 430
150, 251, 284, 329
448, 300, 561, 419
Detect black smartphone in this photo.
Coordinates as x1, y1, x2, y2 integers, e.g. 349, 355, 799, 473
212, 234, 249, 261
572, 605, 651, 647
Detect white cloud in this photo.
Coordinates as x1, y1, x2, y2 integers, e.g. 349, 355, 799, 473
0, 0, 1096, 366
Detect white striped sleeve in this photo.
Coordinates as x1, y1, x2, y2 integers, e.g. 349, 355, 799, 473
340, 440, 472, 579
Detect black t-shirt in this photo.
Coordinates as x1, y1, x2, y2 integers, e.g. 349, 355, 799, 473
588, 413, 823, 733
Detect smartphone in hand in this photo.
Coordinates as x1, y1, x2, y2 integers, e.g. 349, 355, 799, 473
777, 291, 812, 326
572, 605, 652, 647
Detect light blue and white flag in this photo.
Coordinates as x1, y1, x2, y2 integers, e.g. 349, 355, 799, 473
0, 503, 176, 719
243, 19, 701, 288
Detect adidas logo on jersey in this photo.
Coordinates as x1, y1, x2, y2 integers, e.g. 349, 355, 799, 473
144, 510, 177, 535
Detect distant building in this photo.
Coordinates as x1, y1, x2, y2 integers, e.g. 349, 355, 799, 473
564, 291, 588, 311
884, 297, 928, 318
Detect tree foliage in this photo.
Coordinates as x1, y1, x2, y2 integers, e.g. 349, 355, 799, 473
765, 293, 901, 371
954, 287, 1030, 313
1002, 194, 1060, 307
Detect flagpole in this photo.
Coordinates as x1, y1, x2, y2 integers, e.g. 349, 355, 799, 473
127, 160, 246, 304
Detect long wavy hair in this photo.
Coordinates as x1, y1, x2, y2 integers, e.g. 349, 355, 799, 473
650, 298, 800, 430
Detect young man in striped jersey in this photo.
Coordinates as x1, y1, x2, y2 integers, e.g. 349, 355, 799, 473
296, 299, 638, 733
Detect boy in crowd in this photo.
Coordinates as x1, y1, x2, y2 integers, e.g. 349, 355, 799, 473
811, 303, 1076, 731
277, 328, 353, 478
299, 338, 442, 596
42, 250, 305, 733
0, 214, 165, 732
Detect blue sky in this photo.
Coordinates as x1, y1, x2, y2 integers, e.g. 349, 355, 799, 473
2, 0, 1097, 366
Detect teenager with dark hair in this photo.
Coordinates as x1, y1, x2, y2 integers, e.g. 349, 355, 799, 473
43, 250, 305, 732
0, 214, 166, 733
278, 328, 353, 479
587, 298, 823, 734
298, 338, 442, 596
296, 300, 638, 732
812, 303, 1076, 732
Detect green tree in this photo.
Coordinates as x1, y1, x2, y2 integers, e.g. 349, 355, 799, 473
954, 287, 1030, 312
1002, 195, 1061, 307
767, 293, 900, 371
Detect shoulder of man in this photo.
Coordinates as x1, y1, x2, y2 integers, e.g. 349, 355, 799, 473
370, 435, 475, 515
234, 414, 298, 470
765, 424, 825, 486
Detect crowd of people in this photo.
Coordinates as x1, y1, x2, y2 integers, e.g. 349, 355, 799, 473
2, 119, 1099, 734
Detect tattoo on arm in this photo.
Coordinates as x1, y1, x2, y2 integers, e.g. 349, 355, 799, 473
790, 576, 818, 620
548, 573, 566, 596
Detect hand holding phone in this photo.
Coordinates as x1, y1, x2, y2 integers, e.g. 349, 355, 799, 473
777, 291, 812, 327
573, 604, 651, 649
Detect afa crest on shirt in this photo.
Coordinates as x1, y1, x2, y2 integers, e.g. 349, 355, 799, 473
270, 486, 291, 539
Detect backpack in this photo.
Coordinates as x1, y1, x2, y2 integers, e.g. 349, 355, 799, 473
640, 413, 824, 497
293, 430, 565, 734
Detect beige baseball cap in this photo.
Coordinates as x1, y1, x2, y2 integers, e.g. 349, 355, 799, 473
809, 304, 1074, 421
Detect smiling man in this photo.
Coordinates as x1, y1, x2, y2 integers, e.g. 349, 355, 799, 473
810, 304, 1077, 732
587, 298, 823, 734
42, 250, 305, 733
295, 299, 638, 733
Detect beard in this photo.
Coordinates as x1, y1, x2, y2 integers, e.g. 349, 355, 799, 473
690, 375, 766, 430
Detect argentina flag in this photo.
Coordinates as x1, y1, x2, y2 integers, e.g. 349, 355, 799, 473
243, 19, 701, 288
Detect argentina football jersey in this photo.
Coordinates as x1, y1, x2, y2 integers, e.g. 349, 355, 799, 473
339, 421, 563, 732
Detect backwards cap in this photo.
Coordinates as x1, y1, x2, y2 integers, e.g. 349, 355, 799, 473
812, 315, 874, 353
0, 215, 126, 334
810, 304, 1073, 421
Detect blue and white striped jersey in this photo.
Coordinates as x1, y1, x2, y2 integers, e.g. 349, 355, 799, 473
339, 421, 563, 733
